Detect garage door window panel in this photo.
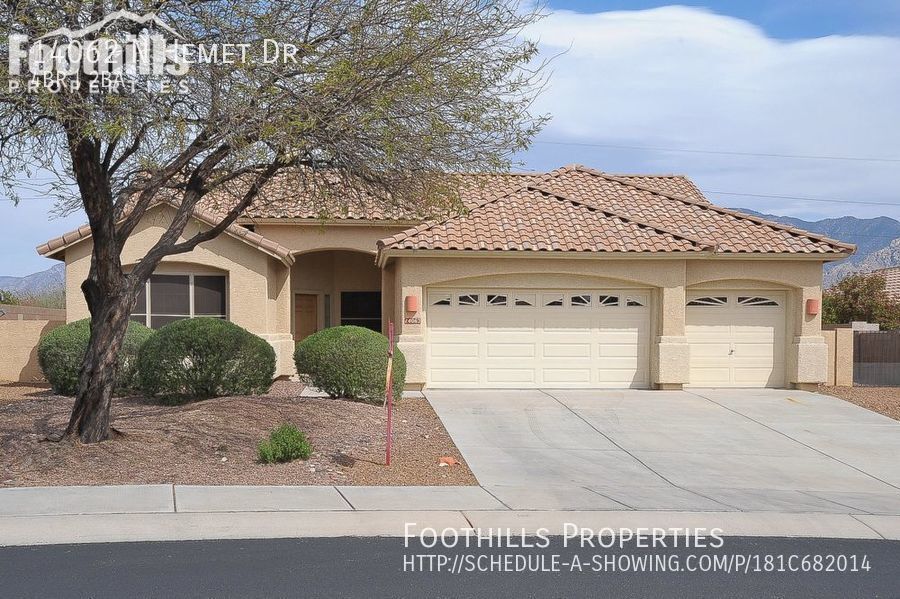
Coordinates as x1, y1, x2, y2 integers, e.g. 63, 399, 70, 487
687, 296, 728, 307
431, 293, 451, 307
597, 295, 619, 307
570, 294, 591, 307
543, 294, 564, 307
487, 294, 507, 307
514, 294, 535, 307
457, 293, 480, 307
738, 296, 780, 307
626, 295, 647, 307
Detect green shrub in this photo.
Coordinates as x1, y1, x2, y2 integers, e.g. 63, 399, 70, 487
293, 325, 405, 404
258, 424, 312, 463
37, 318, 154, 396
0, 289, 20, 305
137, 318, 276, 401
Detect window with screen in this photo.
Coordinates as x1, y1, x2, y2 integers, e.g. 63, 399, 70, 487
340, 291, 382, 332
132, 274, 227, 329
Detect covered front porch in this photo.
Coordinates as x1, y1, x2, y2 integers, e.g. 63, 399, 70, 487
290, 249, 385, 343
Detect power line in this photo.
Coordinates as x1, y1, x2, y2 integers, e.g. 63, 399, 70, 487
709, 191, 900, 207
5, 190, 900, 210
534, 140, 900, 164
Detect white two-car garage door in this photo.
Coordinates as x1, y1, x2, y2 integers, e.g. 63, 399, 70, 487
685, 291, 786, 388
426, 288, 651, 388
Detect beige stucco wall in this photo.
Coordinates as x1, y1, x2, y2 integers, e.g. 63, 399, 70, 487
254, 222, 409, 255
388, 254, 829, 389
823, 328, 854, 387
63, 205, 296, 376
0, 305, 66, 382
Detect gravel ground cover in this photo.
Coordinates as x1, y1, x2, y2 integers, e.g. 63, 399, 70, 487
0, 381, 476, 487
819, 385, 900, 421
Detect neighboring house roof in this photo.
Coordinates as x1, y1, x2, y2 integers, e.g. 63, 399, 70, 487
378, 164, 855, 259
873, 266, 900, 299
36, 202, 296, 266
377, 184, 711, 255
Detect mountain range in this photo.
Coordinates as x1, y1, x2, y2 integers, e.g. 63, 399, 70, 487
2, 211, 900, 294
736, 210, 900, 286
0, 263, 65, 296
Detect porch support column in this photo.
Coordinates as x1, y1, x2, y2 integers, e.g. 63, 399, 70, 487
259, 260, 296, 378
654, 284, 690, 390
790, 285, 827, 390
396, 281, 426, 390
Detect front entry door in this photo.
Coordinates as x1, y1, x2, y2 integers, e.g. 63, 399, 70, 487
295, 294, 318, 341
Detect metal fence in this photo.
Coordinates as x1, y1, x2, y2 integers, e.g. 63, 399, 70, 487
853, 331, 900, 387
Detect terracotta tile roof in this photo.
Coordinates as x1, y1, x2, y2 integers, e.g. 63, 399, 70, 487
199, 169, 707, 221
377, 184, 711, 254
36, 201, 295, 266
874, 266, 900, 299
605, 173, 708, 204
378, 164, 855, 257
534, 166, 854, 255
197, 171, 550, 221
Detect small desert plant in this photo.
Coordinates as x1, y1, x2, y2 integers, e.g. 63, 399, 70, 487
258, 424, 312, 464
37, 318, 154, 395
138, 318, 276, 402
293, 325, 406, 404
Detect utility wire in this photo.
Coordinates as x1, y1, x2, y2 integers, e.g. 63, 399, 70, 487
4, 190, 900, 210
534, 140, 900, 164
708, 191, 900, 208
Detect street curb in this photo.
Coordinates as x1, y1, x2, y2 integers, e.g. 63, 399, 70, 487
1, 485, 899, 545
0, 510, 894, 547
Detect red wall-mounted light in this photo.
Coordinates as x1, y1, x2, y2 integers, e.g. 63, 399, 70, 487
806, 298, 820, 316
405, 295, 419, 312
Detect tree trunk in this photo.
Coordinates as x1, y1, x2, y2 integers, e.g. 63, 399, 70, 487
65, 289, 134, 443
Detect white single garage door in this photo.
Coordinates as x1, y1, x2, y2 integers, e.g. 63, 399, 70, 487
685, 291, 786, 388
426, 288, 651, 388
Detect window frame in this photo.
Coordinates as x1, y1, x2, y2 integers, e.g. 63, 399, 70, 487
132, 272, 228, 328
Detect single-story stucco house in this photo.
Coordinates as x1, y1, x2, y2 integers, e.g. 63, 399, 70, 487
37, 164, 854, 391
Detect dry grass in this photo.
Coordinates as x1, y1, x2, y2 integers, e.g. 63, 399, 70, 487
819, 385, 900, 421
0, 381, 476, 487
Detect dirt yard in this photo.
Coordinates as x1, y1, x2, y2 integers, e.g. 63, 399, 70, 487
819, 385, 900, 421
0, 381, 476, 487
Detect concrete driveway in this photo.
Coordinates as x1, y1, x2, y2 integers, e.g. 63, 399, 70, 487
427, 388, 900, 515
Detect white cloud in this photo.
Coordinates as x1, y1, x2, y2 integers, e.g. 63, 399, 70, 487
523, 6, 900, 220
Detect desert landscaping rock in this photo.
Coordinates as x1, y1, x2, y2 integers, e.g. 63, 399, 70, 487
0, 381, 476, 487
820, 386, 900, 421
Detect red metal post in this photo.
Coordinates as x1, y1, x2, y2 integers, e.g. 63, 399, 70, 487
385, 320, 395, 466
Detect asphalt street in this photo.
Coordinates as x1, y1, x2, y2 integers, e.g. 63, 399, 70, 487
1, 536, 898, 598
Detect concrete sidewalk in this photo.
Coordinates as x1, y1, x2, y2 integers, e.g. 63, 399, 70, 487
1, 484, 898, 546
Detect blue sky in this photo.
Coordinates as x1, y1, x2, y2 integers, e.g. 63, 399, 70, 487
546, 0, 900, 38
3, 1, 900, 276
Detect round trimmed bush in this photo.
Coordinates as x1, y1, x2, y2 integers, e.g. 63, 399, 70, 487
37, 318, 154, 396
293, 325, 406, 404
137, 318, 276, 401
